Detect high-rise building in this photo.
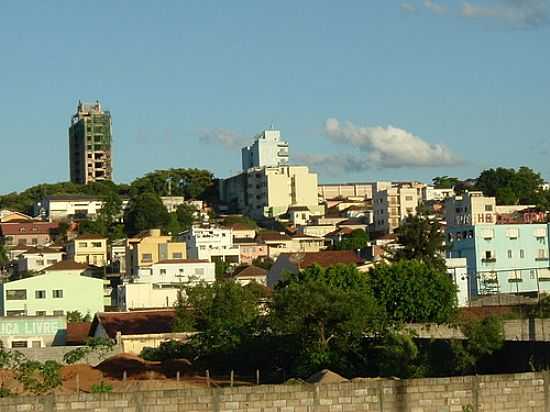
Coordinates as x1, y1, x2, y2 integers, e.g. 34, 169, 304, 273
241, 129, 288, 171
69, 101, 113, 184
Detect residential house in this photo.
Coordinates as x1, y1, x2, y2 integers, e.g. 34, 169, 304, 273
117, 283, 180, 311
0, 271, 104, 317
235, 239, 269, 265
0, 221, 58, 248
132, 259, 215, 285
181, 226, 240, 264
126, 229, 187, 278
160, 196, 186, 213
35, 195, 130, 222
66, 234, 108, 267
256, 232, 295, 259
290, 234, 325, 253
267, 250, 366, 288
224, 222, 256, 240
444, 191, 496, 226
0, 210, 34, 223
89, 310, 191, 353
232, 265, 268, 286
287, 206, 311, 226
16, 246, 64, 274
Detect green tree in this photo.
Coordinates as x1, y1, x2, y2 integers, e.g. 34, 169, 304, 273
369, 260, 457, 324
129, 168, 214, 199
0, 241, 9, 274
392, 211, 447, 273
432, 176, 460, 189
333, 229, 369, 251
66, 311, 91, 324
175, 203, 197, 231
271, 264, 383, 376
475, 167, 544, 205
174, 280, 261, 356
451, 316, 504, 374
124, 192, 170, 235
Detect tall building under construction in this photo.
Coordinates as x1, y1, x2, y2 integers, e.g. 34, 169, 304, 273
69, 101, 113, 184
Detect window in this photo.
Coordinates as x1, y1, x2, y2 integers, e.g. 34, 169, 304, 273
52, 290, 63, 299
31, 238, 38, 245
47, 259, 57, 265
507, 250, 512, 259
36, 259, 44, 266
172, 253, 183, 259
11, 341, 28, 348
6, 290, 27, 300
538, 249, 548, 260
78, 242, 87, 248
6, 310, 25, 316
142, 253, 153, 263
485, 204, 493, 211
35, 311, 46, 316
53, 310, 64, 316
160, 269, 167, 275
35, 290, 46, 299
91, 242, 102, 248
520, 250, 525, 258
405, 196, 413, 201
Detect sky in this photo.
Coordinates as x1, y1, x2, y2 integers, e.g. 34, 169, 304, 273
1, 0, 549, 194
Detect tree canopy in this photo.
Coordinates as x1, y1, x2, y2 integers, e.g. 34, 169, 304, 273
332, 229, 369, 251
432, 176, 460, 189
369, 260, 457, 324
124, 192, 170, 235
475, 166, 545, 205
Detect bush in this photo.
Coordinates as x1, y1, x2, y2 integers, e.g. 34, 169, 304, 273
15, 360, 62, 395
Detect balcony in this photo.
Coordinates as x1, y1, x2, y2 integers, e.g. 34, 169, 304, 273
482, 258, 496, 263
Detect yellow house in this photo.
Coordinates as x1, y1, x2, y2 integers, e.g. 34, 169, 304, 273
125, 229, 186, 278
66, 234, 108, 267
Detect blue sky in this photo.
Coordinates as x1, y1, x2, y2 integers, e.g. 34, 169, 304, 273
1, 0, 549, 194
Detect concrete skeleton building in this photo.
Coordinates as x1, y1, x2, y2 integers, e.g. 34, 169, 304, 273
69, 100, 113, 184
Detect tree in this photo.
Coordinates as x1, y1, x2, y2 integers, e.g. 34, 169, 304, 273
124, 192, 170, 235
129, 168, 214, 200
175, 203, 197, 231
392, 211, 447, 273
66, 311, 91, 324
174, 280, 261, 356
0, 241, 9, 274
368, 260, 457, 324
475, 167, 544, 205
271, 264, 383, 376
432, 176, 459, 189
451, 316, 504, 374
333, 229, 369, 251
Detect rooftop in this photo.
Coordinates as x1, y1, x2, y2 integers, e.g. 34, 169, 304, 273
233, 265, 268, 278
155, 259, 210, 265
43, 260, 91, 272
286, 250, 364, 269
91, 310, 177, 339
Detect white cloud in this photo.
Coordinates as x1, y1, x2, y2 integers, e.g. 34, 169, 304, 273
400, 3, 418, 13
424, 0, 448, 14
461, 0, 548, 27
198, 128, 247, 149
323, 118, 463, 169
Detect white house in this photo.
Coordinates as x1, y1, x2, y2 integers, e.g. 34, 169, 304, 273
135, 259, 216, 285
36, 195, 129, 222
180, 226, 240, 264
446, 258, 468, 307
16, 247, 65, 274
117, 283, 180, 311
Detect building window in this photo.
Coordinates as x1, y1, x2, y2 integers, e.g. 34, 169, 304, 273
47, 259, 57, 265
6, 310, 25, 316
36, 311, 46, 316
31, 238, 38, 245
36, 259, 44, 266
78, 242, 87, 248
53, 310, 64, 316
172, 253, 183, 259
507, 250, 512, 259
91, 242, 102, 248
35, 290, 46, 299
6, 290, 27, 300
160, 269, 167, 275
11, 341, 28, 349
52, 290, 63, 299
142, 253, 153, 263
520, 249, 525, 258
485, 205, 493, 211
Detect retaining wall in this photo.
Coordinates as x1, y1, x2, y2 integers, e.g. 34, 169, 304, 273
1, 371, 549, 411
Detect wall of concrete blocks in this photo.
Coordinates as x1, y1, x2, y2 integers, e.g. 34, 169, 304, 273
1, 371, 549, 412
15, 345, 121, 366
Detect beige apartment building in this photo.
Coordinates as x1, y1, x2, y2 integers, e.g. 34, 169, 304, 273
373, 186, 419, 234
445, 191, 496, 226
66, 234, 108, 266
220, 165, 323, 220
126, 229, 187, 278
318, 182, 374, 200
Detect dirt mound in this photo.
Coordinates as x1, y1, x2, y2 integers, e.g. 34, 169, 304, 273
306, 369, 348, 385
0, 369, 23, 394
61, 364, 105, 393
95, 353, 162, 379
161, 358, 193, 378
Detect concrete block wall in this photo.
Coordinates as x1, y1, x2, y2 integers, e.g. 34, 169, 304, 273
0, 371, 548, 411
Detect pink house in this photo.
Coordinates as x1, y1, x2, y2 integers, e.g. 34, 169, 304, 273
235, 239, 268, 265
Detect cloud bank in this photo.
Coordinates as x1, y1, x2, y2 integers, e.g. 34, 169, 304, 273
198, 128, 248, 149
461, 0, 548, 27
323, 118, 462, 169
424, 0, 449, 14
400, 3, 418, 13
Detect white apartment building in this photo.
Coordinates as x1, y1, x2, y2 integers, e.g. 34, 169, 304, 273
444, 191, 496, 226
180, 227, 240, 264
241, 129, 289, 171
135, 259, 215, 284
117, 283, 180, 311
35, 195, 129, 222
373, 186, 419, 234
421, 186, 455, 202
